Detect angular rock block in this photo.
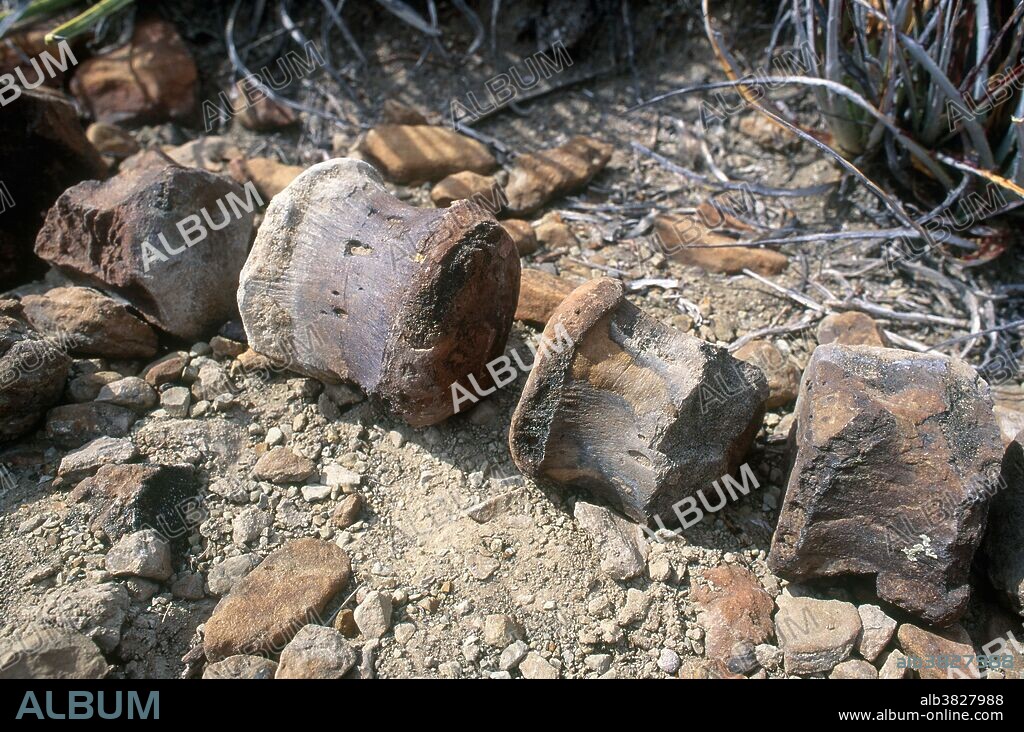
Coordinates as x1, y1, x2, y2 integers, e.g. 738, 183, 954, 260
508, 278, 768, 522
238, 158, 520, 427
35, 164, 254, 341
357, 125, 497, 184
0, 304, 71, 442
768, 344, 1003, 626
0, 88, 106, 288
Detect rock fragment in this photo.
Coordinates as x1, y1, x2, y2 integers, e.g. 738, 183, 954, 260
430, 171, 501, 208
358, 125, 497, 184
253, 448, 315, 484
0, 310, 72, 442
816, 311, 889, 347
505, 136, 612, 216
57, 436, 138, 482
35, 164, 255, 341
0, 627, 107, 679
354, 591, 393, 639
573, 501, 649, 581
275, 625, 357, 679
856, 604, 897, 662
515, 268, 577, 327
45, 402, 136, 448
690, 565, 775, 672
105, 529, 173, 581
202, 655, 278, 679
897, 623, 980, 679
502, 220, 538, 256
774, 595, 861, 675
768, 344, 1003, 626
733, 340, 800, 409
509, 278, 767, 522
21, 287, 158, 358
203, 539, 351, 661
982, 428, 1024, 615
653, 213, 788, 276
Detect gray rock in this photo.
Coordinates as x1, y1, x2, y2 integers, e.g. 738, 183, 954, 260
519, 651, 559, 679
0, 627, 108, 679
57, 436, 138, 482
354, 591, 392, 640
830, 659, 878, 679
775, 594, 862, 675
45, 402, 137, 448
498, 640, 529, 670
658, 648, 681, 674
857, 604, 897, 662
160, 386, 191, 417
483, 614, 522, 647
192, 362, 233, 401
96, 376, 158, 413
232, 507, 271, 546
36, 582, 129, 653
203, 655, 278, 679
206, 554, 260, 596
573, 501, 649, 581
105, 529, 172, 581
275, 625, 356, 679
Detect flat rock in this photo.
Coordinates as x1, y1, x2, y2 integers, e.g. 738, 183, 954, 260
774, 595, 861, 675
573, 501, 649, 581
0, 310, 72, 442
768, 344, 1003, 626
983, 428, 1024, 615
897, 623, 980, 679
35, 164, 254, 341
70, 18, 197, 126
45, 402, 136, 448
654, 214, 788, 276
275, 624, 357, 679
515, 268, 577, 327
203, 539, 352, 661
430, 171, 500, 208
57, 436, 138, 482
690, 565, 775, 673
856, 604, 897, 662
505, 136, 612, 216
0, 88, 105, 289
35, 582, 129, 653
0, 627, 107, 679
817, 311, 889, 347
202, 654, 278, 679
829, 659, 878, 679
519, 651, 559, 679
253, 447, 315, 484
358, 125, 497, 184
95, 376, 158, 412
21, 287, 157, 358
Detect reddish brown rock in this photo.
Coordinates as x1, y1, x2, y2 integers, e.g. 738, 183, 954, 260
430, 171, 501, 209
502, 219, 538, 256
533, 211, 577, 249
897, 623, 980, 679
690, 565, 774, 672
237, 158, 520, 427
70, 18, 197, 126
21, 287, 157, 359
203, 539, 352, 661
232, 80, 298, 131
0, 307, 72, 442
141, 352, 188, 387
768, 345, 1003, 626
505, 136, 612, 216
515, 269, 577, 327
733, 339, 800, 409
816, 311, 889, 347
653, 214, 788, 276
34, 164, 255, 341
357, 125, 497, 184
0, 88, 106, 288
509, 278, 767, 522
331, 494, 363, 529
228, 157, 304, 201
252, 448, 315, 484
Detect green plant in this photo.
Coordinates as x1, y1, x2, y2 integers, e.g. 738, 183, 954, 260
0, 0, 135, 42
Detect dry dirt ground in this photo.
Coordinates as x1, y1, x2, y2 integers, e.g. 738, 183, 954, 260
1, 2, 1022, 679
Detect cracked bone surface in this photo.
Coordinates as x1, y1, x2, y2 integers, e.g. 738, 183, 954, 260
508, 277, 768, 523
237, 158, 520, 426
